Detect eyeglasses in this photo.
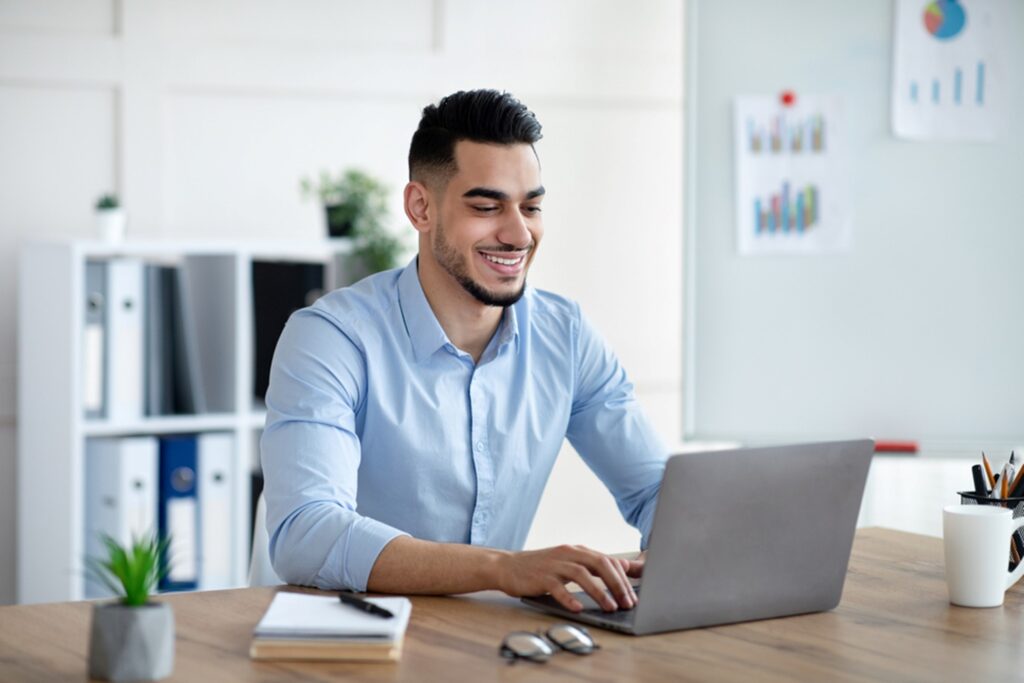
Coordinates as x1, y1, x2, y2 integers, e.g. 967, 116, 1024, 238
499, 624, 601, 664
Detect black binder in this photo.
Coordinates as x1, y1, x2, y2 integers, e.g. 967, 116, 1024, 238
252, 261, 325, 401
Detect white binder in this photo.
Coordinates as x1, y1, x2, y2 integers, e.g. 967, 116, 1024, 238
83, 261, 107, 418
84, 436, 159, 598
105, 259, 145, 421
198, 432, 236, 589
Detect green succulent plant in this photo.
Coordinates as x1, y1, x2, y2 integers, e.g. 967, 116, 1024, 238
95, 194, 120, 210
87, 533, 170, 606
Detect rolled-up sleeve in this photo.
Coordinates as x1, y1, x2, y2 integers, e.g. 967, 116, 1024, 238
565, 305, 669, 549
260, 309, 409, 591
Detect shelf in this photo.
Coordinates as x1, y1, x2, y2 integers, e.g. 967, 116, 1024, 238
19, 240, 322, 603
61, 238, 354, 260
82, 413, 241, 437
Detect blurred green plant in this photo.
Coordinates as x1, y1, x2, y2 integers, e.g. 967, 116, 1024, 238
86, 534, 170, 607
95, 194, 120, 210
301, 168, 405, 273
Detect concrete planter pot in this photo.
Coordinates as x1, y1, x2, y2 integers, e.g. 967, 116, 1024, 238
88, 602, 174, 682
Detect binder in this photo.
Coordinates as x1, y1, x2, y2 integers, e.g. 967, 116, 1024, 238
83, 261, 107, 418
180, 256, 236, 413
105, 258, 145, 421
171, 266, 206, 415
198, 432, 236, 590
159, 435, 200, 591
252, 261, 324, 400
84, 436, 159, 598
144, 265, 175, 416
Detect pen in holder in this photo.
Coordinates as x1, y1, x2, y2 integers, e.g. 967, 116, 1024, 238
958, 491, 1024, 568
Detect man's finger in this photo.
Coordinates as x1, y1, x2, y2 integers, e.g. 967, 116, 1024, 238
615, 558, 641, 595
564, 563, 617, 611
603, 555, 636, 607
623, 558, 645, 579
577, 551, 633, 609
548, 582, 583, 612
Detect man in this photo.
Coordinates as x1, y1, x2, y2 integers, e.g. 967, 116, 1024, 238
262, 89, 668, 613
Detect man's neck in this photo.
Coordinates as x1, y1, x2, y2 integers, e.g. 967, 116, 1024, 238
417, 259, 504, 364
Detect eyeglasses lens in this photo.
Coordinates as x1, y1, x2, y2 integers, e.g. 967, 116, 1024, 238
501, 632, 554, 662
546, 624, 598, 654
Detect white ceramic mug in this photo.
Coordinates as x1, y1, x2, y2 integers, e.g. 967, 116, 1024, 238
943, 505, 1024, 607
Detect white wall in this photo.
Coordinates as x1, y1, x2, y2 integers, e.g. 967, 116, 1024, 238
0, 0, 684, 603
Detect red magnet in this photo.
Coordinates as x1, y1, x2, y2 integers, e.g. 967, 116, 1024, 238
780, 90, 797, 107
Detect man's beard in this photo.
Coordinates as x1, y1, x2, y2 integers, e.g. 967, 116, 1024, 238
432, 219, 529, 308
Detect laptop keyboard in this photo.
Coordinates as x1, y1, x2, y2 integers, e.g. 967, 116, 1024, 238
523, 586, 641, 631
578, 586, 640, 624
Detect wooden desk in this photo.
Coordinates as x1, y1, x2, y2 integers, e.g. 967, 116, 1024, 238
3, 528, 1023, 682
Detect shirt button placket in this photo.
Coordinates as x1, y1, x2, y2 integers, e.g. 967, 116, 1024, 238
469, 375, 492, 545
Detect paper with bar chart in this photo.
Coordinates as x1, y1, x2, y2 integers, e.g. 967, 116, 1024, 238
734, 96, 850, 255
892, 0, 1007, 140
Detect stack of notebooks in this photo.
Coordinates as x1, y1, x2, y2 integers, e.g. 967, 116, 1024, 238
251, 593, 412, 662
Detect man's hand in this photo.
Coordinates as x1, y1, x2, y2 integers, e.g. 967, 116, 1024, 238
494, 545, 640, 613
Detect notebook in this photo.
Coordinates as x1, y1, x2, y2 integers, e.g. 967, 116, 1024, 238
250, 593, 412, 661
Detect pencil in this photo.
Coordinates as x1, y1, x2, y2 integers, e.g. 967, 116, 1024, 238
1001, 469, 1008, 502
1012, 541, 1021, 566
983, 452, 995, 489
1008, 466, 1024, 499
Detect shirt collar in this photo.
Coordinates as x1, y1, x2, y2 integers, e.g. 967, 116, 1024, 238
397, 257, 522, 364
398, 258, 450, 363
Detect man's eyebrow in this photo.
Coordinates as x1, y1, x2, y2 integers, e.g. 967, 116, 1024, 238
462, 187, 509, 201
462, 186, 546, 201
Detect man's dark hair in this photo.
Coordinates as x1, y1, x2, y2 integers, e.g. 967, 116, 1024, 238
408, 89, 543, 184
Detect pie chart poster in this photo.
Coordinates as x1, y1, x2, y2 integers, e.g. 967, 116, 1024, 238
892, 0, 1009, 141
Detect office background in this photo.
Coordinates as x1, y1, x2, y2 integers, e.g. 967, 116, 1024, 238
0, 1, 683, 605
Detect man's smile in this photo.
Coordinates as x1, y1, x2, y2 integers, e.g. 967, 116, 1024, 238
477, 249, 529, 276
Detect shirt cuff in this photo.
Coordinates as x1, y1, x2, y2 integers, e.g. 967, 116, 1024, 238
315, 516, 410, 591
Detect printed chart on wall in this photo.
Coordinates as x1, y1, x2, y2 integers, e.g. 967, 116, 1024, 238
734, 96, 850, 256
892, 0, 1008, 140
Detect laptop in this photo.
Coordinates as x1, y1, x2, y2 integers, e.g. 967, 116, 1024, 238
522, 439, 874, 635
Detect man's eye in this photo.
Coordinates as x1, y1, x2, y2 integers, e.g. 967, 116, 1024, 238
524, 206, 542, 214
474, 205, 498, 212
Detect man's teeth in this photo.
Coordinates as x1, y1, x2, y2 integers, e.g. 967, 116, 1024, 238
482, 254, 522, 266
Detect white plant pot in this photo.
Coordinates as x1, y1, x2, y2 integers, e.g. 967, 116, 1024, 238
88, 602, 174, 682
96, 209, 126, 242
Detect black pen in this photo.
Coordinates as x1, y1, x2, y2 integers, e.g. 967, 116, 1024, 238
972, 464, 990, 498
338, 592, 394, 619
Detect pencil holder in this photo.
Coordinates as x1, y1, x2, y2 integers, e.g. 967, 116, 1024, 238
959, 492, 1024, 556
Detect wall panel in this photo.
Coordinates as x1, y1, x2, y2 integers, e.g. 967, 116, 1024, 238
164, 93, 421, 240
0, 0, 115, 35
163, 0, 434, 52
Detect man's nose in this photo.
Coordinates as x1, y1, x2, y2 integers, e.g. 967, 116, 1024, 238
497, 209, 532, 248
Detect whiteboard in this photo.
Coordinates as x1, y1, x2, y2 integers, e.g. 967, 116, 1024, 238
683, 0, 1024, 446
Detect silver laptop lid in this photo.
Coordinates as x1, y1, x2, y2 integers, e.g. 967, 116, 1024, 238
631, 439, 874, 635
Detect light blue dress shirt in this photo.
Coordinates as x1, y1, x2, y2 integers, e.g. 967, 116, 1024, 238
261, 259, 669, 591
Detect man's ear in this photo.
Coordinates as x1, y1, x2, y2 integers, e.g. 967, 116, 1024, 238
404, 181, 433, 235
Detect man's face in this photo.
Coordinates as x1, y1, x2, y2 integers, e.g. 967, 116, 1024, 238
429, 140, 544, 307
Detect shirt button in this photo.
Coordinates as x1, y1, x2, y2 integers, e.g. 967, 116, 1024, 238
475, 441, 486, 452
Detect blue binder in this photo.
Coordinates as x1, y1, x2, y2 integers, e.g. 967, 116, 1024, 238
159, 435, 200, 591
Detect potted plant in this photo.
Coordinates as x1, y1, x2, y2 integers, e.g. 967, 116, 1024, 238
86, 534, 174, 682
300, 168, 406, 280
95, 193, 126, 242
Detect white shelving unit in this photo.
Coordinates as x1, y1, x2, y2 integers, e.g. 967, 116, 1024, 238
17, 239, 350, 604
